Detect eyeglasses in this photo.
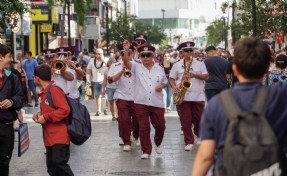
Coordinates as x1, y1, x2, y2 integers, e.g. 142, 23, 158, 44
136, 40, 146, 44
182, 48, 193, 52
141, 53, 152, 58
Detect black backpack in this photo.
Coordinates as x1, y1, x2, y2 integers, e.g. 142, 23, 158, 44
46, 85, 92, 145
219, 87, 282, 176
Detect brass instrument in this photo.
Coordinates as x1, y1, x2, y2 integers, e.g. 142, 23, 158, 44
123, 68, 132, 78
66, 61, 82, 70
173, 57, 193, 105
51, 55, 66, 74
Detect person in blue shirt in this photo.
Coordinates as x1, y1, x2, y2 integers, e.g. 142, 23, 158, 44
192, 37, 287, 176
23, 51, 39, 107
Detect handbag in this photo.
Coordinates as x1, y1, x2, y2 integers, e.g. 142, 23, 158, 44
18, 123, 30, 157
85, 84, 93, 100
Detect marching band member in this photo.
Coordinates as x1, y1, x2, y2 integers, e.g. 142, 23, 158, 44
86, 48, 106, 116
122, 40, 167, 159
133, 33, 148, 62
107, 43, 139, 151
169, 41, 209, 151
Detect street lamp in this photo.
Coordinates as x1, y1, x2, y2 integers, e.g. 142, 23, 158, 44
104, 2, 109, 55
161, 9, 165, 31
251, 0, 257, 36
67, 0, 71, 47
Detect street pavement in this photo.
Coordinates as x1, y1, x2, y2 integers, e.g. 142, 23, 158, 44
10, 100, 199, 176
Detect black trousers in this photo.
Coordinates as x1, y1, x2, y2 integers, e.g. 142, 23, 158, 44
46, 144, 74, 176
0, 123, 14, 176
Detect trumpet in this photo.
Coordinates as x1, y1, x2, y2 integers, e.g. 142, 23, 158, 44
123, 68, 132, 78
66, 61, 81, 70
51, 54, 66, 74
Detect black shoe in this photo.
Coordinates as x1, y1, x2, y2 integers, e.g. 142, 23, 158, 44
112, 117, 116, 121
95, 112, 102, 116
35, 104, 39, 107
25, 104, 33, 107
104, 109, 108, 115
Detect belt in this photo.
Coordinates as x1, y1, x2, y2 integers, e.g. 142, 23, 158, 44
0, 122, 13, 127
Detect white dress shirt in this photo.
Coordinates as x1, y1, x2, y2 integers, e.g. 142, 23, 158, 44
169, 59, 208, 102
131, 62, 167, 108
52, 66, 74, 94
108, 61, 135, 101
67, 69, 80, 99
87, 58, 106, 83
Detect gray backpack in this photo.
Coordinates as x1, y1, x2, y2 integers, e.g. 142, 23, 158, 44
219, 87, 282, 176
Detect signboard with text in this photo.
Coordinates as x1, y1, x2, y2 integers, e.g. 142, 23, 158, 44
30, 0, 47, 4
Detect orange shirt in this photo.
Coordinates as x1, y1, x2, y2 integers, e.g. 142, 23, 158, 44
40, 81, 71, 146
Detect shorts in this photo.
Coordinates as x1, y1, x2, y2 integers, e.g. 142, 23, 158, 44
106, 88, 116, 102
28, 80, 37, 92
92, 82, 102, 98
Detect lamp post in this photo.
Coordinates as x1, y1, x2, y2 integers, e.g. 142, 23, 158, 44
104, 2, 109, 55
161, 9, 165, 31
251, 0, 257, 37
67, 0, 71, 47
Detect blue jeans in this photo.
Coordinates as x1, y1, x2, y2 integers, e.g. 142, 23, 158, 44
163, 82, 173, 110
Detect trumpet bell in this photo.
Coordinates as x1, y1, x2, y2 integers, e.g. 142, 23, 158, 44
51, 60, 66, 74
124, 71, 132, 78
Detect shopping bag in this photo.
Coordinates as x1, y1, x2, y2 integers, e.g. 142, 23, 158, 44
18, 123, 30, 157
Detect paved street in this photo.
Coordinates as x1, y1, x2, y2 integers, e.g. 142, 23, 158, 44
10, 101, 198, 176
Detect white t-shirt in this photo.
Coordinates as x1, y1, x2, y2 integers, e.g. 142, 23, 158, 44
52, 66, 74, 94
67, 69, 80, 99
169, 59, 208, 101
87, 58, 106, 83
104, 68, 117, 89
131, 62, 167, 108
108, 61, 135, 101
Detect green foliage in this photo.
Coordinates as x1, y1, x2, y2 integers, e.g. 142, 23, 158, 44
47, 0, 92, 26
106, 13, 167, 45
0, 0, 30, 31
205, 19, 227, 46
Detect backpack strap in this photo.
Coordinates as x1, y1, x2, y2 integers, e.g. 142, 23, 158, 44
219, 90, 242, 120
252, 86, 269, 116
46, 84, 57, 109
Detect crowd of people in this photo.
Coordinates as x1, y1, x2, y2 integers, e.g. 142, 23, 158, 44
0, 34, 286, 176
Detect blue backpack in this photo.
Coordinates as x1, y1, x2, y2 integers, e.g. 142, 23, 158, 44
46, 85, 92, 145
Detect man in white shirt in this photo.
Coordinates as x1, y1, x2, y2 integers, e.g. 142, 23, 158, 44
169, 41, 209, 151
86, 48, 106, 116
108, 43, 139, 152
123, 41, 167, 159
60, 48, 85, 100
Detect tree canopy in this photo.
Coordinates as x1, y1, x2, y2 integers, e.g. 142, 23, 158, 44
205, 19, 227, 46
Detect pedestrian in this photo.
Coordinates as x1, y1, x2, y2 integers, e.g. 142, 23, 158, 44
169, 41, 209, 151
86, 48, 106, 115
204, 46, 228, 101
263, 54, 287, 85
123, 41, 167, 159
162, 52, 173, 113
192, 37, 287, 176
33, 64, 74, 176
0, 44, 24, 176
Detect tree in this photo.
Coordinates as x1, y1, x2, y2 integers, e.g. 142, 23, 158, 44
107, 13, 167, 46
205, 19, 227, 46
0, 0, 30, 32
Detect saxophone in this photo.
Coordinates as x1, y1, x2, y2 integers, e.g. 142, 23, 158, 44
173, 57, 193, 105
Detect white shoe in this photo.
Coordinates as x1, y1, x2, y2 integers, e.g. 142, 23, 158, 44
180, 130, 184, 135
156, 145, 163, 154
119, 138, 124, 146
140, 153, 150, 159
184, 144, 194, 151
196, 138, 201, 145
123, 145, 131, 152
131, 135, 140, 146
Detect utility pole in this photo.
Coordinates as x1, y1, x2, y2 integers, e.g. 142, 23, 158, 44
104, 2, 109, 55
251, 0, 257, 37
161, 9, 165, 31
67, 0, 71, 47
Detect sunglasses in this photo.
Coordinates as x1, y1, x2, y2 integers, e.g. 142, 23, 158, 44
45, 55, 54, 59
141, 53, 152, 58
182, 48, 193, 52
136, 40, 146, 44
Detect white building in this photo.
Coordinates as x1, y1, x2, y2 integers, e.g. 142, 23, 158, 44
137, 0, 226, 48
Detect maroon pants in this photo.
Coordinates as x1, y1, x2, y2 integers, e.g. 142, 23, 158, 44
116, 99, 139, 145
135, 104, 165, 154
179, 101, 205, 144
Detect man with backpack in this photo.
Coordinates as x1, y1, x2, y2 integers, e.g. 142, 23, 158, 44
192, 37, 287, 176
33, 64, 74, 176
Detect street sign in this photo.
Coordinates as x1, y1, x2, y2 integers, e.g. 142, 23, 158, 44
55, 31, 67, 36
40, 24, 52, 33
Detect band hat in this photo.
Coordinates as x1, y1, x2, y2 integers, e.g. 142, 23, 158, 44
134, 33, 148, 42
56, 47, 73, 55
176, 41, 195, 51
131, 41, 138, 50
116, 43, 135, 52
138, 45, 155, 54
43, 49, 57, 56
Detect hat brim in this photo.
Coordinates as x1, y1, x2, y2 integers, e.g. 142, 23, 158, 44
140, 51, 154, 54
135, 37, 146, 42
181, 46, 194, 50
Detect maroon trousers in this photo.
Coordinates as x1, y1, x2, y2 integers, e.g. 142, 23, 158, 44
179, 101, 205, 145
134, 104, 165, 154
116, 99, 139, 145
